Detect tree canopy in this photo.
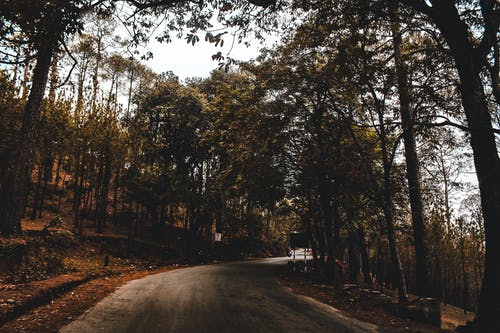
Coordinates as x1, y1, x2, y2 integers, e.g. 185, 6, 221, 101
0, 0, 499, 331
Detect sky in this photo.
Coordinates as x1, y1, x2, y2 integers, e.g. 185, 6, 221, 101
142, 36, 267, 81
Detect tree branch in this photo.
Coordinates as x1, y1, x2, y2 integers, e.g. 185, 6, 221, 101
477, 0, 500, 64
353, 115, 500, 134
56, 39, 78, 88
126, 0, 192, 10
396, 0, 436, 17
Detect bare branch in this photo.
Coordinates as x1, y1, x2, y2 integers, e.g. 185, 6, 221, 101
396, 0, 436, 17
353, 115, 500, 134
55, 39, 78, 88
477, 0, 500, 63
0, 48, 36, 64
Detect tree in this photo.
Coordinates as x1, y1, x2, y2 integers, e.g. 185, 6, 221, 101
390, 6, 430, 297
0, 0, 279, 235
0, 0, 97, 235
249, 25, 408, 292
391, 1, 500, 330
126, 75, 206, 238
0, 71, 23, 189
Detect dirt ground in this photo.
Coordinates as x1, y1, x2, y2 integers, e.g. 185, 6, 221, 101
0, 264, 188, 333
0, 215, 191, 332
278, 266, 474, 333
0, 260, 475, 333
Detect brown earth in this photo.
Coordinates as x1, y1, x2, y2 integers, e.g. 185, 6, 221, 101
0, 211, 191, 332
0, 258, 475, 333
278, 266, 474, 333
0, 264, 189, 333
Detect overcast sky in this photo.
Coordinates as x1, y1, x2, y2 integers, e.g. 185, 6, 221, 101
138, 32, 277, 81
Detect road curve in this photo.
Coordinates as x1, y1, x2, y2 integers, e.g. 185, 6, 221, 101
60, 258, 380, 333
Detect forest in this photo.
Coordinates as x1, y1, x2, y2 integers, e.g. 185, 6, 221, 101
0, 0, 499, 332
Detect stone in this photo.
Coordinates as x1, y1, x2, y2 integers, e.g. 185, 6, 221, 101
312, 284, 335, 291
400, 298, 441, 327
343, 283, 359, 289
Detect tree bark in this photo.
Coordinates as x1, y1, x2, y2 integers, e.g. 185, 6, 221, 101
382, 173, 409, 302
318, 171, 335, 283
391, 13, 430, 297
357, 225, 372, 284
379, 99, 409, 302
392, 0, 500, 329
31, 161, 43, 220
424, 2, 500, 331
346, 109, 407, 299
348, 229, 360, 282
314, 113, 336, 283
459, 60, 500, 333
0, 41, 55, 235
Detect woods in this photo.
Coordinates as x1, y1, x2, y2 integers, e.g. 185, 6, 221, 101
0, 0, 498, 332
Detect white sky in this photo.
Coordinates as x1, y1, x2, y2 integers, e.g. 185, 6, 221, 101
142, 37, 267, 81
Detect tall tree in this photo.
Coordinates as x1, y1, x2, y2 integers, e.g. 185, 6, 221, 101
0, 3, 60, 234
0, 0, 278, 235
390, 7, 430, 297
393, 0, 500, 330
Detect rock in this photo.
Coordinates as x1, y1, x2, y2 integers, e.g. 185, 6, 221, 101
6, 298, 16, 304
312, 284, 335, 291
342, 284, 359, 294
400, 297, 441, 327
343, 283, 359, 289
359, 288, 370, 296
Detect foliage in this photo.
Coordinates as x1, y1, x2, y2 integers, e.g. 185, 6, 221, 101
3, 229, 76, 283
0, 1, 497, 326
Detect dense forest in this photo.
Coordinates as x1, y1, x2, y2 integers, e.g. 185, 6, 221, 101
0, 1, 498, 332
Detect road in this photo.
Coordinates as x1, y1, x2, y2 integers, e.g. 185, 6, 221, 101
60, 258, 380, 333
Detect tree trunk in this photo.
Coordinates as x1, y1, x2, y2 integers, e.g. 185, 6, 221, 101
382, 177, 409, 302
31, 162, 43, 220
438, 151, 452, 231
357, 225, 372, 285
316, 226, 326, 266
100, 151, 112, 229
422, 3, 500, 330
348, 229, 360, 282
391, 13, 430, 297
73, 148, 82, 230
38, 171, 49, 218
0, 41, 55, 235
462, 74, 500, 330
318, 159, 335, 283
376, 85, 409, 302
57, 172, 67, 212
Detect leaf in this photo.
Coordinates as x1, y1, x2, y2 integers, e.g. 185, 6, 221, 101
212, 52, 224, 61
185, 34, 199, 46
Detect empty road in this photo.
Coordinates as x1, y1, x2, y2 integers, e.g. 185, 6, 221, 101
60, 258, 380, 333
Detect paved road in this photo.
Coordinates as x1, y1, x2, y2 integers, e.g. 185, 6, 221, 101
60, 258, 380, 333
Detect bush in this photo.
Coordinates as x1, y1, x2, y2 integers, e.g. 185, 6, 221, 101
5, 228, 77, 283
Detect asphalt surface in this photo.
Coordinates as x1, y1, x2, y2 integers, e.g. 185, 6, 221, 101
60, 257, 380, 333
